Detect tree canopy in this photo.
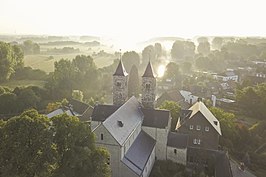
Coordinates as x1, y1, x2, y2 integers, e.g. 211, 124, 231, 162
0, 110, 111, 177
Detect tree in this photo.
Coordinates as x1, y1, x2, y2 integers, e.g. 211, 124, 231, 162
142, 45, 155, 64
0, 92, 17, 114
212, 37, 223, 50
163, 62, 181, 84
121, 51, 140, 71
0, 42, 16, 82
0, 110, 111, 177
128, 65, 140, 97
72, 90, 84, 101
197, 37, 209, 43
51, 114, 110, 177
159, 101, 181, 131
197, 42, 210, 55
180, 61, 192, 74
171, 40, 195, 60
0, 109, 55, 177
171, 40, 184, 60
154, 43, 163, 58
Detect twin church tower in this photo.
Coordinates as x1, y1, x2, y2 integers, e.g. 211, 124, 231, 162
113, 60, 156, 109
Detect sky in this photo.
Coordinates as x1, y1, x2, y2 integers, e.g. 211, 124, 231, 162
1, 0, 266, 43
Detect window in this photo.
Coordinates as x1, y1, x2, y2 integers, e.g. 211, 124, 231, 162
196, 125, 201, 130
116, 81, 121, 87
193, 139, 197, 144
174, 149, 177, 154
101, 133, 103, 140
190, 125, 193, 130
205, 126, 209, 131
107, 157, 110, 165
193, 139, 201, 145
145, 83, 151, 90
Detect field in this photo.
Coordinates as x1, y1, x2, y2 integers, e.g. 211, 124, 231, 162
24, 44, 117, 73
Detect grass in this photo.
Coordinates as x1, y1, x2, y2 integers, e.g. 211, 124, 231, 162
24, 44, 117, 73
0, 80, 46, 89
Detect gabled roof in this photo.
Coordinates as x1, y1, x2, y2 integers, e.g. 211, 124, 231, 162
69, 98, 90, 115
113, 59, 128, 76
188, 101, 222, 135
142, 61, 155, 78
122, 130, 156, 176
167, 132, 188, 149
91, 104, 170, 129
141, 108, 170, 128
102, 96, 143, 146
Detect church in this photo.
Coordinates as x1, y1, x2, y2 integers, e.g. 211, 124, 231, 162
90, 60, 223, 177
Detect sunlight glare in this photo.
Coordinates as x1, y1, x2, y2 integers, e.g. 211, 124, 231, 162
157, 65, 166, 78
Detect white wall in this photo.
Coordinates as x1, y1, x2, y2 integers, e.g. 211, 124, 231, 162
142, 126, 168, 160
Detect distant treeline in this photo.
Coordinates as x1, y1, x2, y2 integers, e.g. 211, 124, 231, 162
40, 40, 100, 46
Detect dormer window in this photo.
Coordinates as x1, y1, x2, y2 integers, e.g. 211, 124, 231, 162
117, 120, 123, 127
214, 121, 218, 126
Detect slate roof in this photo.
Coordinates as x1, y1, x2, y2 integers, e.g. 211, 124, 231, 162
113, 59, 128, 76
91, 104, 119, 121
122, 130, 156, 176
142, 61, 155, 78
46, 108, 75, 118
141, 108, 170, 128
167, 132, 188, 149
189, 101, 222, 135
69, 98, 90, 115
102, 97, 143, 146
91, 103, 170, 129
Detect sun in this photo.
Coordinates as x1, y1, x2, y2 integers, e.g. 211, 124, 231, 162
157, 65, 166, 78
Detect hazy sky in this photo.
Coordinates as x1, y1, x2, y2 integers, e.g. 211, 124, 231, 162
1, 0, 266, 42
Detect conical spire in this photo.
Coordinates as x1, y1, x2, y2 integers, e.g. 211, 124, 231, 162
142, 61, 155, 78
113, 59, 128, 76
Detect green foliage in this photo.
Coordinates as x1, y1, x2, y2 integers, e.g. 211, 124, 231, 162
0, 42, 24, 82
0, 110, 111, 177
128, 65, 140, 98
150, 160, 186, 177
0, 110, 55, 177
236, 83, 266, 119
21, 40, 40, 55
12, 66, 48, 80
171, 40, 195, 60
212, 37, 223, 50
159, 101, 181, 131
72, 90, 84, 101
121, 51, 140, 71
197, 42, 210, 56
46, 55, 100, 99
142, 45, 156, 64
0, 86, 52, 114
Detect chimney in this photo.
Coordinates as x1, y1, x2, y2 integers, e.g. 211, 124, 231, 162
197, 97, 202, 102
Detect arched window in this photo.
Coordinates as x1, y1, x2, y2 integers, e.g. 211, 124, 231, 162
145, 83, 151, 90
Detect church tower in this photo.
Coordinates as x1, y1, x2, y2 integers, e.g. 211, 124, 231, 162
113, 59, 128, 106
142, 61, 156, 109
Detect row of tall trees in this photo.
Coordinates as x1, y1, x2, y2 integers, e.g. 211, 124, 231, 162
0, 42, 24, 82
0, 110, 110, 177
